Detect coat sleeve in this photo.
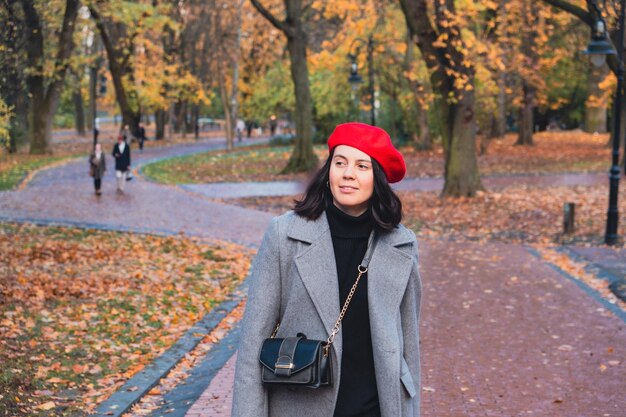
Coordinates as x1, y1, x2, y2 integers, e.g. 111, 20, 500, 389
401, 233, 423, 416
232, 216, 282, 417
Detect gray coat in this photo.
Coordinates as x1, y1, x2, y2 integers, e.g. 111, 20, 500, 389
232, 211, 422, 417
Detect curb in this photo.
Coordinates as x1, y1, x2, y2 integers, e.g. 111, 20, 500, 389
557, 246, 626, 303
151, 324, 241, 417
91, 283, 248, 417
525, 246, 626, 323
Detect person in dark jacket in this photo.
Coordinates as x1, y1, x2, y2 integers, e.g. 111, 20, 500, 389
232, 122, 422, 417
138, 123, 146, 151
89, 143, 106, 196
112, 135, 131, 193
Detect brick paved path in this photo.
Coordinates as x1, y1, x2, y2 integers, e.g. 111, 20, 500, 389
0, 138, 273, 247
1, 141, 623, 416
190, 240, 625, 417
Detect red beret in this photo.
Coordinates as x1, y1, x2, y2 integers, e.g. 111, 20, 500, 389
327, 122, 406, 183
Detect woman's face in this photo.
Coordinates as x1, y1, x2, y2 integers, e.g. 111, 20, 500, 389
329, 145, 374, 217
95, 144, 102, 153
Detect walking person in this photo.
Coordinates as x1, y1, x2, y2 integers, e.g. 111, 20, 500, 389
232, 122, 422, 417
112, 134, 131, 194
89, 143, 106, 196
269, 114, 277, 136
121, 124, 131, 143
138, 123, 146, 151
236, 118, 246, 142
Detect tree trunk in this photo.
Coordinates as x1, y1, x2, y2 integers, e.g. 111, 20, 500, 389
516, 82, 535, 146
229, 2, 243, 143
283, 31, 317, 173
87, 65, 96, 131
192, 104, 199, 140
22, 0, 80, 154
173, 101, 184, 134
28, 88, 53, 154
416, 99, 431, 150
249, 0, 317, 173
89, 5, 141, 138
73, 84, 86, 136
155, 109, 166, 140
399, 0, 483, 196
442, 90, 483, 196
584, 63, 609, 133
217, 58, 234, 151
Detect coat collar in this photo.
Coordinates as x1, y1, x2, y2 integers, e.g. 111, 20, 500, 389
286, 211, 415, 360
286, 210, 415, 248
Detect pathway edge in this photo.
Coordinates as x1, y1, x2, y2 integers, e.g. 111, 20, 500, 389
90, 283, 248, 417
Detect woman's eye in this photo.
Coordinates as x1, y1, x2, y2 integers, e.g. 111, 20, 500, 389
358, 164, 370, 169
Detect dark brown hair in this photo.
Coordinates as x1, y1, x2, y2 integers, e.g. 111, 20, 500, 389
293, 150, 402, 231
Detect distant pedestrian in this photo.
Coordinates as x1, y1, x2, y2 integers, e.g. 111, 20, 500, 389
236, 118, 245, 142
269, 114, 277, 136
112, 134, 131, 194
245, 120, 253, 138
121, 124, 131, 143
93, 117, 100, 146
89, 143, 106, 196
138, 123, 146, 151
232, 122, 422, 417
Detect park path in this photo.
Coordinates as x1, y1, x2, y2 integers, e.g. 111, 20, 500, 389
180, 172, 608, 199
0, 139, 624, 416
0, 138, 273, 247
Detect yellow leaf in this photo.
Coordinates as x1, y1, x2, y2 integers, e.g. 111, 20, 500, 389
37, 401, 56, 410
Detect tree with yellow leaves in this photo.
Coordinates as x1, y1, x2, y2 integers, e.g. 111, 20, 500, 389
399, 0, 484, 196
249, 0, 318, 173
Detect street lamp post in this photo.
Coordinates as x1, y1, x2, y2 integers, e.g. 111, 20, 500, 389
348, 36, 376, 126
584, 2, 624, 245
92, 66, 106, 147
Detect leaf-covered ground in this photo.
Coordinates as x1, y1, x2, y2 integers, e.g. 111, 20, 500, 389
219, 183, 626, 247
0, 223, 252, 416
142, 131, 611, 184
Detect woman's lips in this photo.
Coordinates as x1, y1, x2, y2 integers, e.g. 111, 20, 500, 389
339, 185, 358, 192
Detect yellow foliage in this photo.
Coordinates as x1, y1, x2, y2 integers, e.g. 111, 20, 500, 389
0, 98, 12, 144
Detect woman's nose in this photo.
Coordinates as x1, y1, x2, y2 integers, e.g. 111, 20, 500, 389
342, 165, 355, 178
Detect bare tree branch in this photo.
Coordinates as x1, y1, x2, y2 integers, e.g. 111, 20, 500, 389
249, 0, 289, 34
542, 0, 594, 26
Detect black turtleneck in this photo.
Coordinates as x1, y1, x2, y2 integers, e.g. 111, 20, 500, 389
326, 203, 380, 417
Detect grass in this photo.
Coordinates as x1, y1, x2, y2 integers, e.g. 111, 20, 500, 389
0, 154, 76, 191
0, 222, 252, 416
141, 145, 327, 184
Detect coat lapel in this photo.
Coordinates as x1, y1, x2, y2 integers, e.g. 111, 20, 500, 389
367, 230, 414, 352
288, 213, 343, 355
368, 228, 415, 417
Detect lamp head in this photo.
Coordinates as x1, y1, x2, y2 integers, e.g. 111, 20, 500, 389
584, 19, 616, 67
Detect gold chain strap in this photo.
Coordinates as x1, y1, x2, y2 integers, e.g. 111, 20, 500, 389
323, 265, 368, 357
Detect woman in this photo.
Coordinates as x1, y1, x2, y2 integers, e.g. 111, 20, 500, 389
89, 143, 106, 196
232, 122, 422, 417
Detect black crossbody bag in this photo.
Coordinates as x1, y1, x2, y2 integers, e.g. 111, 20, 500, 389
259, 231, 377, 388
